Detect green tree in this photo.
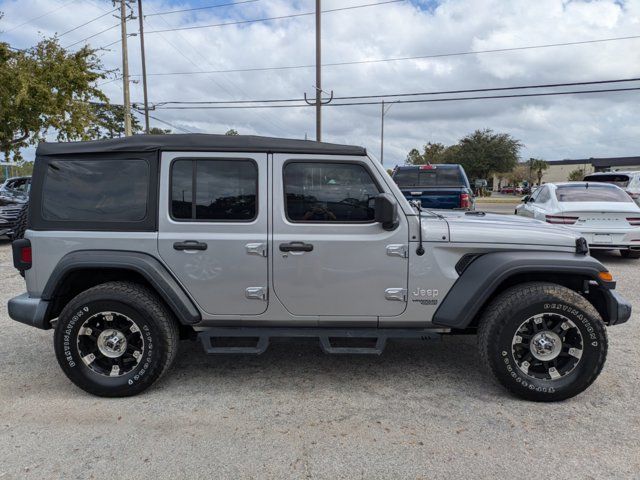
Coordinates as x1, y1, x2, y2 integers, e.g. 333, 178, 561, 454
454, 129, 522, 180
0, 37, 107, 160
567, 168, 585, 181
528, 158, 549, 185
225, 128, 239, 136
405, 142, 446, 165
87, 104, 142, 139
149, 127, 171, 134
405, 130, 522, 181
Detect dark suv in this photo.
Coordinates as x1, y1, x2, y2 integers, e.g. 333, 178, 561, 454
0, 176, 30, 239
391, 164, 475, 210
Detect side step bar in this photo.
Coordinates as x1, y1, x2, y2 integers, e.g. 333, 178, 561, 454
197, 327, 442, 355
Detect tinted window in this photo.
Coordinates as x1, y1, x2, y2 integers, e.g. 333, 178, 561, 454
42, 159, 148, 222
393, 167, 464, 187
171, 159, 257, 221
284, 162, 379, 222
555, 184, 633, 203
583, 174, 630, 188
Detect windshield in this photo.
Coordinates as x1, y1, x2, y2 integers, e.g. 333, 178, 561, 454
393, 167, 464, 187
555, 184, 632, 203
583, 174, 630, 188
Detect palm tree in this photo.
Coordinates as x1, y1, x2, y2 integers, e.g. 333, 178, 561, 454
528, 158, 549, 185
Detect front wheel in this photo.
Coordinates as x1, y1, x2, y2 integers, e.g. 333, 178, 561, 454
478, 282, 608, 402
54, 281, 179, 397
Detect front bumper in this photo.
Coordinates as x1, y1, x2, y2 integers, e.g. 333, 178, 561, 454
605, 290, 632, 326
7, 293, 52, 330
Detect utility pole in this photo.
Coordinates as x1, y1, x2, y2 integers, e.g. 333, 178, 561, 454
303, 0, 332, 140
137, 0, 149, 134
119, 0, 132, 136
380, 101, 394, 165
315, 0, 321, 141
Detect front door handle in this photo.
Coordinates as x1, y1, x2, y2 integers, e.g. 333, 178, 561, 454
279, 242, 313, 252
173, 241, 208, 251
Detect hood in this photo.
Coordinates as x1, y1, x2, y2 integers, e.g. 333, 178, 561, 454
438, 211, 579, 248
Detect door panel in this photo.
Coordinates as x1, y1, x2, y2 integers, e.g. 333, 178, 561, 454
271, 155, 409, 317
158, 152, 268, 315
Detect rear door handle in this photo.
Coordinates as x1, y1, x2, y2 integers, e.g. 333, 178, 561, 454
279, 242, 313, 252
173, 241, 208, 251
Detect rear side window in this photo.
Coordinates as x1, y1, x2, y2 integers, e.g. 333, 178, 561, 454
583, 174, 630, 188
555, 184, 633, 203
284, 162, 379, 222
171, 159, 257, 221
42, 159, 149, 222
393, 167, 464, 187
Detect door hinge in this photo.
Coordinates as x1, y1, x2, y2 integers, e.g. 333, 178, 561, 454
245, 243, 267, 257
386, 244, 408, 258
245, 287, 267, 301
384, 288, 407, 302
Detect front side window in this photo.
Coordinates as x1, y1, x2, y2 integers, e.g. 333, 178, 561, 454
284, 162, 380, 222
536, 187, 551, 203
171, 159, 257, 221
42, 159, 149, 222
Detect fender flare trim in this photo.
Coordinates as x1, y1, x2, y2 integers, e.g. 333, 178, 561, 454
42, 250, 201, 325
432, 251, 611, 329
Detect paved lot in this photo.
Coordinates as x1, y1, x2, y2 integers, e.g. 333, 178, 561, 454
1, 238, 639, 479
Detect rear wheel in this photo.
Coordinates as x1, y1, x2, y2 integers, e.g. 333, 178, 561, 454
54, 281, 179, 397
478, 282, 607, 402
620, 249, 640, 259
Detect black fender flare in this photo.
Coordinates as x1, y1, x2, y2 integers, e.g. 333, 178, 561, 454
42, 250, 201, 325
432, 251, 615, 329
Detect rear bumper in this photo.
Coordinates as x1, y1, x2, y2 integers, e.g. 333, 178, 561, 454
7, 293, 51, 330
605, 290, 632, 326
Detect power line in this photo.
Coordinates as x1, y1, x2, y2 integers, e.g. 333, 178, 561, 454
64, 24, 120, 49
3, 0, 78, 33
153, 77, 640, 105
141, 4, 291, 134
130, 34, 640, 76
145, 0, 404, 34
146, 113, 193, 133
154, 86, 640, 109
57, 8, 118, 37
145, 0, 260, 17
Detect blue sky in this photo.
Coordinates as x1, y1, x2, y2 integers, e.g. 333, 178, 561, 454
1, 0, 640, 166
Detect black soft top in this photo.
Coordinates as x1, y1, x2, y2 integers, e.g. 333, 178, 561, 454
36, 134, 367, 157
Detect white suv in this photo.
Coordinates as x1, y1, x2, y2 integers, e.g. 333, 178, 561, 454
583, 171, 640, 207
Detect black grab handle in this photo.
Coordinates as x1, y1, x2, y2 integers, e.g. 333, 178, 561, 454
279, 242, 314, 252
174, 241, 208, 251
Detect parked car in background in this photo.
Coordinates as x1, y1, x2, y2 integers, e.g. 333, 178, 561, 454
516, 182, 640, 258
0, 176, 30, 239
582, 171, 640, 207
499, 186, 523, 195
391, 164, 475, 210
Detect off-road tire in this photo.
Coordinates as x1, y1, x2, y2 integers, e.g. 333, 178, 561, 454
620, 249, 640, 259
54, 281, 179, 397
10, 202, 29, 240
478, 282, 608, 402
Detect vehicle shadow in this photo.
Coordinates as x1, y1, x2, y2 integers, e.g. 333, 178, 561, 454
164, 334, 507, 401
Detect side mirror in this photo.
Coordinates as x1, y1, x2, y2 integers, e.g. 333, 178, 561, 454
522, 195, 530, 203
374, 193, 398, 231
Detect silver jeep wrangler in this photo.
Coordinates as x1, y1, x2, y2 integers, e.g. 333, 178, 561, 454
8, 134, 631, 401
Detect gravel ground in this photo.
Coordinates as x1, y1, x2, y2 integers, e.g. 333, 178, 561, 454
1, 239, 638, 479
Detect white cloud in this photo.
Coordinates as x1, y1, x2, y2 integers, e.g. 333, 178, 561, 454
1, 0, 639, 165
